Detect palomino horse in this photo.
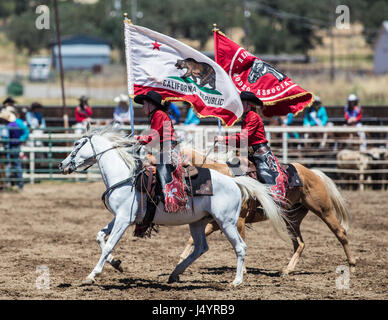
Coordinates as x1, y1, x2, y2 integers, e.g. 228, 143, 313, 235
59, 126, 290, 286
178, 147, 356, 275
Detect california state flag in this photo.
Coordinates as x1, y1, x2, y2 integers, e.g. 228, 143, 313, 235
124, 21, 243, 127
214, 30, 313, 117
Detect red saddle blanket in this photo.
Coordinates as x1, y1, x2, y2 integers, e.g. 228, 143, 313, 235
136, 165, 213, 212
226, 157, 302, 205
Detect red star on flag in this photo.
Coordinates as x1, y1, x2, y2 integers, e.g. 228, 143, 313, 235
152, 40, 162, 50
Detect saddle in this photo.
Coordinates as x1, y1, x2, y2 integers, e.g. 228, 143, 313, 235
183, 165, 213, 196
226, 156, 302, 190
133, 163, 213, 238
135, 164, 213, 202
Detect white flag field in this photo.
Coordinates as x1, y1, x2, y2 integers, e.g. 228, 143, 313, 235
124, 21, 243, 127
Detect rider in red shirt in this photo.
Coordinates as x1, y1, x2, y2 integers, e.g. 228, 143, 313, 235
215, 91, 287, 204
134, 91, 187, 236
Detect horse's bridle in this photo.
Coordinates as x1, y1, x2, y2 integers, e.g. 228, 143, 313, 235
67, 135, 139, 173
65, 134, 146, 211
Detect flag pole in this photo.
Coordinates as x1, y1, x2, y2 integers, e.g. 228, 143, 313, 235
53, 0, 68, 130
124, 13, 135, 137
213, 23, 222, 152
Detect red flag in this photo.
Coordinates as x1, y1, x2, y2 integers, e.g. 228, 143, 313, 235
214, 31, 314, 117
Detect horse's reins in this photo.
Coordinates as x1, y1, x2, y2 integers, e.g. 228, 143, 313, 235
68, 134, 142, 211
70, 134, 138, 173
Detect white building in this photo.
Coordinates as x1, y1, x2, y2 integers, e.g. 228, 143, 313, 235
374, 21, 388, 74
29, 56, 51, 81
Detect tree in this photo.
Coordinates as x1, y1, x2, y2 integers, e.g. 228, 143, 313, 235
0, 1, 15, 21
6, 10, 52, 55
247, 0, 328, 54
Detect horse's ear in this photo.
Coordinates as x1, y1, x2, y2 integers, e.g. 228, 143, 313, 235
86, 121, 91, 132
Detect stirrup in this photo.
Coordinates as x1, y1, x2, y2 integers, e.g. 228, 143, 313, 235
133, 223, 159, 238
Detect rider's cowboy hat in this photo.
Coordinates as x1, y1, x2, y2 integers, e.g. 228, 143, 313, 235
0, 109, 16, 122
134, 91, 164, 108
78, 95, 89, 102
240, 91, 263, 106
114, 94, 129, 104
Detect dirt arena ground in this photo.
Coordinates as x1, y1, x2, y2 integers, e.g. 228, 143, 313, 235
0, 181, 386, 300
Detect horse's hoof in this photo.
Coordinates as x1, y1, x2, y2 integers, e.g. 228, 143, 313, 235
350, 265, 356, 273
168, 275, 179, 284
81, 278, 95, 286
231, 279, 242, 287
110, 259, 123, 273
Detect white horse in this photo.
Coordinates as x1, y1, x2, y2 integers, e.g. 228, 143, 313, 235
59, 126, 290, 286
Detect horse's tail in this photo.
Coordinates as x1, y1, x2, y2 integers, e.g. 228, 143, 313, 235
233, 176, 292, 243
311, 169, 351, 232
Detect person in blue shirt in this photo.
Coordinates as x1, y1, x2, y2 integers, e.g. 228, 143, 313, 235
303, 96, 328, 127
113, 94, 131, 125
183, 101, 200, 125
303, 96, 330, 148
26, 102, 46, 130
0, 109, 29, 190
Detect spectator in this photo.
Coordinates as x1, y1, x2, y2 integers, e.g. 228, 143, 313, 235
345, 94, 362, 126
26, 102, 46, 131
0, 109, 29, 190
303, 96, 328, 127
164, 101, 181, 124
26, 102, 46, 147
74, 95, 93, 134
303, 96, 330, 148
6, 107, 29, 143
344, 93, 366, 150
113, 94, 131, 125
183, 101, 200, 126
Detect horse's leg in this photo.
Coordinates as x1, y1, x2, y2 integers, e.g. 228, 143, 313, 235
236, 216, 248, 274
96, 218, 123, 273
84, 216, 132, 284
318, 211, 356, 272
282, 207, 308, 275
218, 222, 246, 286
178, 220, 218, 264
168, 218, 209, 283
302, 188, 356, 272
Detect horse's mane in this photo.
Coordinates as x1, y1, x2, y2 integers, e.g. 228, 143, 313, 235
86, 125, 139, 176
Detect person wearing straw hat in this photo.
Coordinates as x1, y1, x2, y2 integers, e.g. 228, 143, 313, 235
113, 94, 131, 125
0, 109, 28, 190
215, 91, 288, 205
133, 90, 188, 236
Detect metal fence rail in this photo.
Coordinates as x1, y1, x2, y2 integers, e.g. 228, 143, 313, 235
1, 125, 388, 190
